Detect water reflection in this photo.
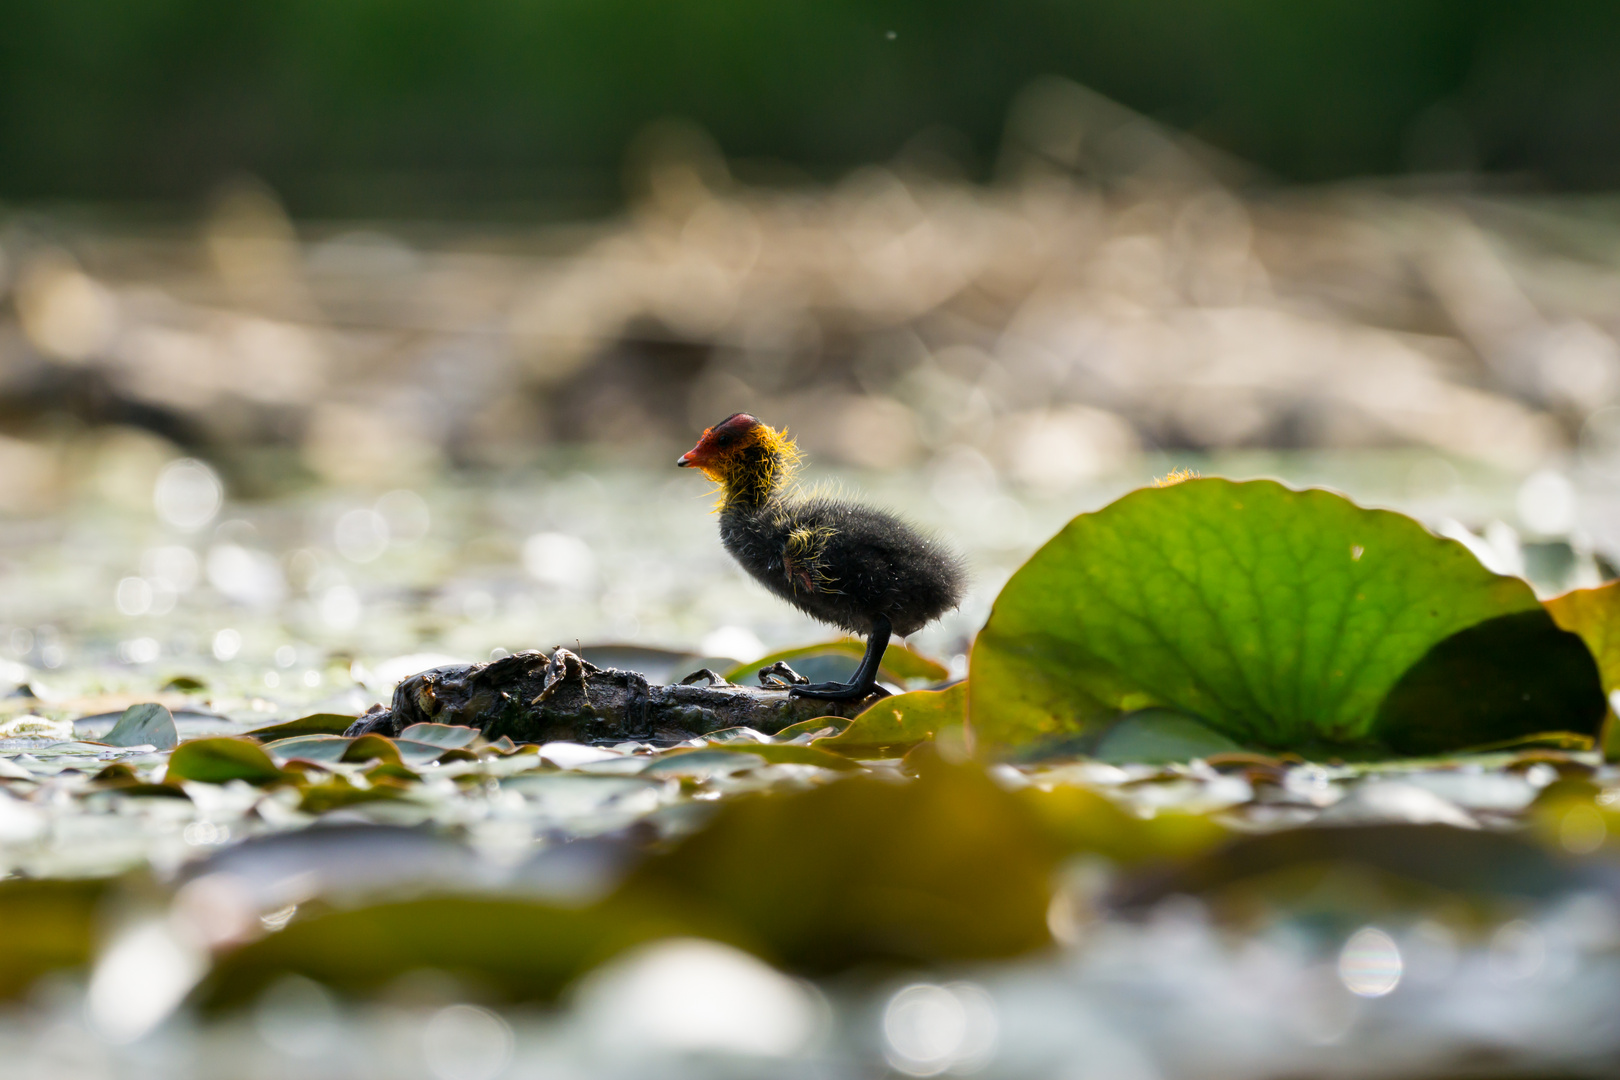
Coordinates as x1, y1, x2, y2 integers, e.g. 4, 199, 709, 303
882, 981, 998, 1076
1337, 926, 1403, 998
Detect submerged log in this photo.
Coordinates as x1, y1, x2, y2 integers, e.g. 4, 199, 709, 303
345, 648, 878, 744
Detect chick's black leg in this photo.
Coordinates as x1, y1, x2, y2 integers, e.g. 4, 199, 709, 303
789, 615, 892, 701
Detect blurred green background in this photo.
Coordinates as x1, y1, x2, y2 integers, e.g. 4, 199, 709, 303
4, 0, 1619, 213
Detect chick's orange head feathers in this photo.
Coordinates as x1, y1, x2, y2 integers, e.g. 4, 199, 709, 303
676, 413, 764, 472
677, 414, 801, 503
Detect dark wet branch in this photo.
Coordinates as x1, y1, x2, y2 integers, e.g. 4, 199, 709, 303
345, 648, 879, 744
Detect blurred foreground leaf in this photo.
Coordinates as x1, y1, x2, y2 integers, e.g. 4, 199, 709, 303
102, 703, 178, 750
166, 738, 285, 785
0, 879, 107, 999
297, 776, 413, 815
1112, 823, 1598, 934
626, 751, 1055, 971
1019, 783, 1228, 865
683, 743, 863, 771
815, 683, 965, 758
197, 893, 709, 1010
971, 479, 1604, 756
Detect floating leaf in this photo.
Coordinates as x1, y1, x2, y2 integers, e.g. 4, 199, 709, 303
815, 683, 965, 758
197, 892, 711, 1010
265, 735, 354, 764
970, 478, 1604, 755
341, 735, 402, 766
365, 762, 422, 784
772, 716, 852, 742
0, 879, 108, 999
102, 703, 178, 750
165, 738, 285, 785
1546, 581, 1620, 758
297, 775, 412, 815
246, 714, 358, 740
91, 762, 189, 798
1547, 580, 1620, 691
1110, 823, 1594, 930
725, 641, 947, 686
1018, 783, 1228, 865
625, 752, 1055, 971
160, 675, 207, 693
399, 723, 480, 749
642, 750, 764, 778
396, 740, 458, 765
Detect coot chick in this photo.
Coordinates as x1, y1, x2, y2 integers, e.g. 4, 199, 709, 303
678, 413, 965, 700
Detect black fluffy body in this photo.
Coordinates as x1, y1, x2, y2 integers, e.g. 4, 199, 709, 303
721, 494, 966, 638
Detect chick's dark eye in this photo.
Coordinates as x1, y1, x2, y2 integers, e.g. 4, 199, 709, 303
716, 433, 733, 446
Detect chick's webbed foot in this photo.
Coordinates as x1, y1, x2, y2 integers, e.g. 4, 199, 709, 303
789, 679, 891, 702
785, 615, 893, 703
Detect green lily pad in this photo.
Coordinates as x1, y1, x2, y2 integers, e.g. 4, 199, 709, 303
165, 738, 285, 785
725, 641, 947, 687
102, 703, 178, 750
245, 713, 358, 740
814, 682, 965, 758
970, 478, 1604, 755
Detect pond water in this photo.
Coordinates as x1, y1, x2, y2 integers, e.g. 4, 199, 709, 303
3, 450, 1620, 1079
7, 177, 1620, 1076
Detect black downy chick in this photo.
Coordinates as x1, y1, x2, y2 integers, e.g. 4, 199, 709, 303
678, 413, 966, 700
